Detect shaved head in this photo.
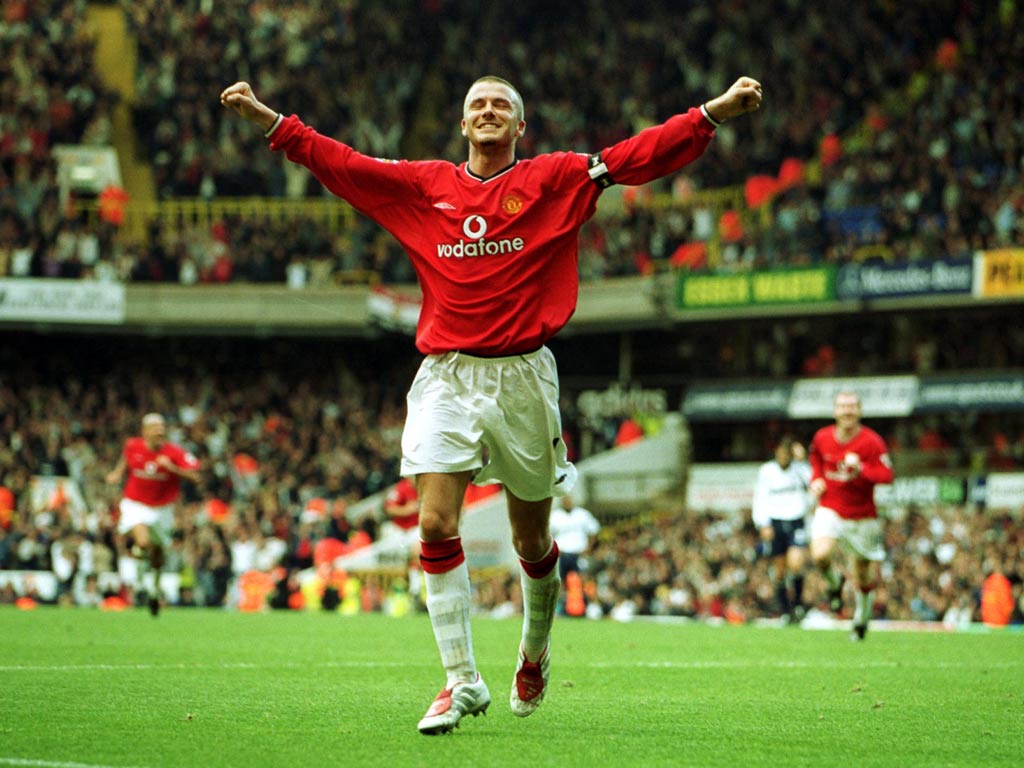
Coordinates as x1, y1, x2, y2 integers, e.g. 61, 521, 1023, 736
141, 413, 166, 448
464, 75, 524, 122
142, 413, 165, 428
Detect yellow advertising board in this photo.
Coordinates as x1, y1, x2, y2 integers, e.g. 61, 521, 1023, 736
976, 250, 1024, 298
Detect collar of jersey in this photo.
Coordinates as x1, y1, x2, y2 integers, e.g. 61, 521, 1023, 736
463, 159, 518, 183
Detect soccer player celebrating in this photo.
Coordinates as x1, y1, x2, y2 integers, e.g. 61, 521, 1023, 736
808, 392, 894, 641
752, 437, 811, 623
222, 73, 762, 734
107, 413, 201, 616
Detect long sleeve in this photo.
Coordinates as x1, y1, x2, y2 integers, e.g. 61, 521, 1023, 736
752, 465, 772, 529
601, 107, 717, 187
809, 435, 825, 482
268, 115, 421, 214
860, 444, 894, 485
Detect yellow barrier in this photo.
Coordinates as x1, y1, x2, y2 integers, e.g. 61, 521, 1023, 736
76, 197, 358, 240
644, 186, 744, 211
77, 186, 758, 270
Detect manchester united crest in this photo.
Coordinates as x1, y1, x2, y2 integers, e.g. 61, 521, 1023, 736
501, 195, 523, 215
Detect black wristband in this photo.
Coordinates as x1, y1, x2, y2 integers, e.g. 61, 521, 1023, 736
264, 113, 283, 138
701, 104, 723, 127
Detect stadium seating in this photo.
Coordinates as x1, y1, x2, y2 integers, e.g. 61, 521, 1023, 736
0, 2, 1020, 626
1, 1, 1020, 281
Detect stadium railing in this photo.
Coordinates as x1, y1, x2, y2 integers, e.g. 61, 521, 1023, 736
76, 197, 358, 240
74, 186, 752, 270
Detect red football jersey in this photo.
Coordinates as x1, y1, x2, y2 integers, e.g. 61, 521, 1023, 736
385, 477, 419, 531
269, 109, 715, 355
809, 426, 894, 520
122, 437, 199, 507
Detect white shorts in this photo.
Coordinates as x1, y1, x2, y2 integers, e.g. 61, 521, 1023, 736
118, 498, 174, 545
810, 506, 885, 562
400, 346, 577, 502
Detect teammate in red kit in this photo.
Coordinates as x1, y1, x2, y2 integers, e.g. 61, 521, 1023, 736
222, 73, 762, 733
107, 413, 201, 616
384, 476, 420, 533
808, 391, 894, 641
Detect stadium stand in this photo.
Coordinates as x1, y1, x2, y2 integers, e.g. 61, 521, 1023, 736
517, 500, 1024, 626
1, 1, 1020, 281
1, 321, 1021, 623
0, 2, 1020, 626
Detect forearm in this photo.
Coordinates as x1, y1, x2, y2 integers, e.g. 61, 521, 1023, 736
162, 462, 200, 483
256, 107, 281, 134
808, 450, 823, 483
752, 506, 770, 530
602, 108, 715, 187
106, 458, 126, 484
269, 115, 417, 205
860, 463, 894, 484
271, 116, 359, 196
702, 94, 733, 124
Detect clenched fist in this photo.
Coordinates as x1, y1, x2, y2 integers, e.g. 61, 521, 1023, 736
220, 82, 279, 131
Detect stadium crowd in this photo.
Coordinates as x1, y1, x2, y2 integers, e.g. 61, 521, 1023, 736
0, 334, 413, 605
0, 0, 1021, 630
561, 502, 1023, 627
0, 329, 1021, 625
1, 1, 1021, 283
0, 0, 117, 280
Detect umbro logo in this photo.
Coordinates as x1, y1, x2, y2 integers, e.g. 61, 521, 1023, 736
433, 202, 456, 210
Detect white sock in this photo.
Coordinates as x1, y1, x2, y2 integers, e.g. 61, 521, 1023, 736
520, 562, 560, 661
145, 567, 159, 596
424, 562, 476, 687
853, 589, 874, 626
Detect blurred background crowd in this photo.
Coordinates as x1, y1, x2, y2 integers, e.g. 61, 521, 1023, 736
0, 0, 1021, 626
1, 0, 1021, 282
0, 331, 1022, 625
475, 502, 1023, 628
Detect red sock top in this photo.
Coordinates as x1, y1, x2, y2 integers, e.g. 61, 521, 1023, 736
419, 537, 465, 574
520, 540, 560, 579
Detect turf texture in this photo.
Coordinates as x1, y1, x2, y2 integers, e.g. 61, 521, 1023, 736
1, 607, 1021, 767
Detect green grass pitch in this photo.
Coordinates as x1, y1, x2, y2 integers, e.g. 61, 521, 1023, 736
1, 607, 1021, 767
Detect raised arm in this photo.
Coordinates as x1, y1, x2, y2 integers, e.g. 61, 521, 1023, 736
219, 81, 421, 212
599, 75, 763, 188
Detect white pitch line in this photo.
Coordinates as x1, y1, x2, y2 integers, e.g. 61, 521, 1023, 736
0, 660, 428, 672
0, 759, 146, 768
0, 659, 1019, 673
588, 659, 1022, 670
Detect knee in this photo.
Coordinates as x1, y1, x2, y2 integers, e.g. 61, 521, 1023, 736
418, 506, 459, 542
512, 530, 551, 562
809, 541, 831, 566
856, 560, 878, 583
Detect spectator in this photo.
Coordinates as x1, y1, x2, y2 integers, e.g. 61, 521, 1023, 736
7, 2, 1020, 284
